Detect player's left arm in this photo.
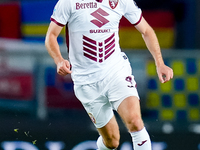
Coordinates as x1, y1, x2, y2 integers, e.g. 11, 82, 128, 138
135, 17, 173, 83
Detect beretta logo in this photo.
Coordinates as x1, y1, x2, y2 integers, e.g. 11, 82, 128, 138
109, 0, 119, 9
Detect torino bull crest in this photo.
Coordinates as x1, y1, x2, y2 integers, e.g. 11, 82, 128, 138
109, 0, 119, 9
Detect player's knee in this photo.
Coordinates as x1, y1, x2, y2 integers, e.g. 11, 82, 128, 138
127, 116, 144, 132
106, 139, 119, 149
104, 135, 120, 149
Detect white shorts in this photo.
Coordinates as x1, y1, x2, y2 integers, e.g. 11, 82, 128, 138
74, 55, 140, 128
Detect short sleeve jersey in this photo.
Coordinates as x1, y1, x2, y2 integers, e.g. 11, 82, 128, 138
51, 0, 142, 85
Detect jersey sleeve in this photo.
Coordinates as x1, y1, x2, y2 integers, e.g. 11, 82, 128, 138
50, 0, 71, 27
123, 0, 142, 25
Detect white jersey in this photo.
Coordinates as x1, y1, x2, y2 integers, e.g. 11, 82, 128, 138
51, 0, 142, 85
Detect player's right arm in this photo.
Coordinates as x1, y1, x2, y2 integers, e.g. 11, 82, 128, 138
45, 21, 72, 76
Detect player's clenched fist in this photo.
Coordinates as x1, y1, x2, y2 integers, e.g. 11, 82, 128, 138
57, 60, 72, 76
156, 64, 173, 83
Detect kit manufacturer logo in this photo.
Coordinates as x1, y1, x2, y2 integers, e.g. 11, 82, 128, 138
138, 140, 147, 146
83, 33, 115, 63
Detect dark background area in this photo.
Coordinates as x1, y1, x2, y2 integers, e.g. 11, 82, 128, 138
0, 0, 200, 150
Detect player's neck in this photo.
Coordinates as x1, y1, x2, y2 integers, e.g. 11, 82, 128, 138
96, 0, 103, 3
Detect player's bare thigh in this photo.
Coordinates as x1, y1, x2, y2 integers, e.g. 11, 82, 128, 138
117, 96, 144, 132
97, 115, 120, 149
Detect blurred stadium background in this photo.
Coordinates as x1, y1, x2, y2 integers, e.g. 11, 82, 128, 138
0, 0, 200, 149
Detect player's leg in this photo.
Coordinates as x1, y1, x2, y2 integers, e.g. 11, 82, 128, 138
96, 115, 120, 150
117, 96, 152, 150
117, 96, 144, 132
74, 84, 120, 150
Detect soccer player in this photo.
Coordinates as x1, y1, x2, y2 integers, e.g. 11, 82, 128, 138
45, 0, 173, 149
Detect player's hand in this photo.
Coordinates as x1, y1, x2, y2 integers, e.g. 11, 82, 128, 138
57, 60, 72, 76
156, 64, 173, 83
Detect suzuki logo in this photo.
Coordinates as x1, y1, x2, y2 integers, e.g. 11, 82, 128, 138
90, 8, 109, 28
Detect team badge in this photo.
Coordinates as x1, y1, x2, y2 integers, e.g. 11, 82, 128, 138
109, 0, 118, 9
88, 113, 96, 124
